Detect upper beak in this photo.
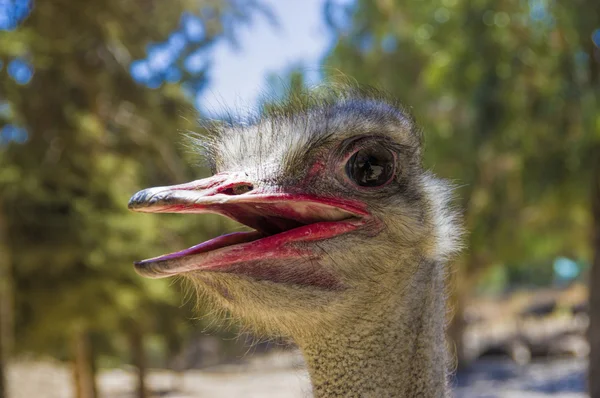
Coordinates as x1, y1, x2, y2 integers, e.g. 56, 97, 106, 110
128, 173, 368, 232
129, 172, 256, 214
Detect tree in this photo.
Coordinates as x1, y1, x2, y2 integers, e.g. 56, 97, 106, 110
0, 0, 267, 396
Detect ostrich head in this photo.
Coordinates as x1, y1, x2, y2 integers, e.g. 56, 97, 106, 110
129, 90, 460, 394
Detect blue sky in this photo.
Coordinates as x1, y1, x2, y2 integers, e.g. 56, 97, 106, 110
0, 0, 336, 141
1, 0, 339, 112
200, 0, 331, 114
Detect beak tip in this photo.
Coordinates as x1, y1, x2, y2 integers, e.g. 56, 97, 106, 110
128, 189, 153, 211
134, 260, 169, 279
127, 197, 140, 211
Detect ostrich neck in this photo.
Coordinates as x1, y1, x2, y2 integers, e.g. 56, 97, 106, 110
298, 260, 449, 398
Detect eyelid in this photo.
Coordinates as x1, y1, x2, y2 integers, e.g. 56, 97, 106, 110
338, 136, 396, 163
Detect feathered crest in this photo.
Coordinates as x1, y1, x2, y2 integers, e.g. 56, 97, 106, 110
184, 83, 422, 177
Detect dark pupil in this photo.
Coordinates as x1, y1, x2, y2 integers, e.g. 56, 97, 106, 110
346, 145, 394, 187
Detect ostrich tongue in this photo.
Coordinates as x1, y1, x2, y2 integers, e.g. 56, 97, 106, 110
128, 173, 369, 279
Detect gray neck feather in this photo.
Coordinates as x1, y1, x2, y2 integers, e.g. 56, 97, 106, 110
298, 260, 449, 398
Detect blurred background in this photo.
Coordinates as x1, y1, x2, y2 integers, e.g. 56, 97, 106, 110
0, 0, 599, 397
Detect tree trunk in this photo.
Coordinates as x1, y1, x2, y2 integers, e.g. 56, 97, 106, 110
0, 205, 13, 398
589, 146, 600, 398
129, 321, 148, 398
72, 329, 97, 398
0, 334, 5, 398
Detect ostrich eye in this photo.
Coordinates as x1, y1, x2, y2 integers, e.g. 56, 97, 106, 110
345, 144, 395, 187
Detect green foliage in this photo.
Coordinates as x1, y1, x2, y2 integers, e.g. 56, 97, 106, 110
324, 0, 600, 280
0, 0, 263, 365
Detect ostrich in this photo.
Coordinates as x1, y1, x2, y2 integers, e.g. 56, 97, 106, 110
129, 89, 462, 397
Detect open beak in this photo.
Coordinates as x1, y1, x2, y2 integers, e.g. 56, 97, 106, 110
128, 172, 369, 282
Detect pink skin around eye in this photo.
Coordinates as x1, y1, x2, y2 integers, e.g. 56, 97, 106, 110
301, 140, 397, 191
303, 160, 326, 184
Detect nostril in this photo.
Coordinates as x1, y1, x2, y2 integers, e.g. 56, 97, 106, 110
221, 183, 254, 196
233, 184, 253, 195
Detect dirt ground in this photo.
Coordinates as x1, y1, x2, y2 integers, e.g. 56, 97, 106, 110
7, 351, 588, 398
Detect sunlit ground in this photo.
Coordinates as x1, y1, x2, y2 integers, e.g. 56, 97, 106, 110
7, 351, 587, 398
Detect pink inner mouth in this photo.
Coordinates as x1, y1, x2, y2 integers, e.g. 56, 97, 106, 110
132, 193, 370, 287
